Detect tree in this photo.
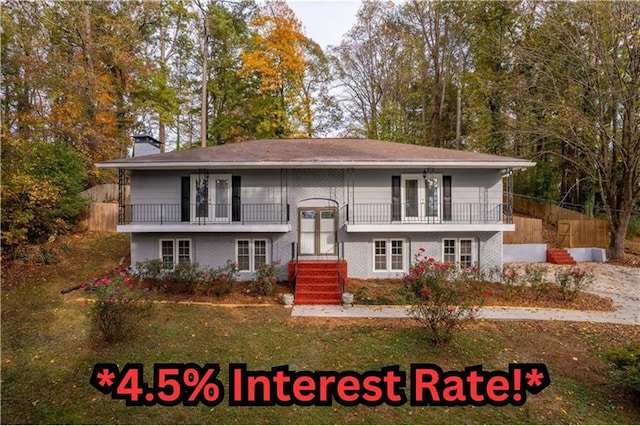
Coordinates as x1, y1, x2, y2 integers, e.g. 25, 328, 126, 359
511, 2, 640, 258
1, 139, 88, 251
239, 0, 308, 137
329, 1, 399, 139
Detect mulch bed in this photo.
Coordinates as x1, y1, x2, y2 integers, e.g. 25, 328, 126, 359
149, 277, 615, 312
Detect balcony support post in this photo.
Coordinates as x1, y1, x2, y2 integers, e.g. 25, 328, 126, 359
505, 168, 514, 224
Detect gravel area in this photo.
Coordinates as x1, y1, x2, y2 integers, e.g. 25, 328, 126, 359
507, 262, 639, 324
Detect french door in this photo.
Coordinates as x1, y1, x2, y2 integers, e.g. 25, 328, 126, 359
298, 207, 337, 255
401, 174, 442, 222
190, 174, 231, 222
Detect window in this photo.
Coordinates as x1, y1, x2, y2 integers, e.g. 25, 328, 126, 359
443, 239, 456, 263
373, 239, 406, 272
374, 240, 387, 271
237, 240, 250, 271
442, 238, 474, 267
159, 239, 192, 270
236, 239, 269, 272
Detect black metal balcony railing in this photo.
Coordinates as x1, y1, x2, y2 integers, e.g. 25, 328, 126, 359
120, 204, 288, 225
349, 203, 506, 225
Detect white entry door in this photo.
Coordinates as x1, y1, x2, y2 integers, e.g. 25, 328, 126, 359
190, 174, 231, 222
298, 208, 337, 255
401, 174, 441, 222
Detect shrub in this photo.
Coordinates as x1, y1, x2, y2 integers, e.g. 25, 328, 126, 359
523, 264, 548, 300
82, 267, 152, 343
502, 264, 523, 298
603, 343, 640, 394
195, 261, 238, 296
554, 266, 594, 301
134, 259, 164, 280
403, 252, 488, 345
250, 262, 279, 296
133, 259, 238, 296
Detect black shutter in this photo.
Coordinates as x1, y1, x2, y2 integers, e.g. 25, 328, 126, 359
391, 175, 401, 221
181, 177, 190, 222
232, 176, 241, 222
443, 175, 452, 221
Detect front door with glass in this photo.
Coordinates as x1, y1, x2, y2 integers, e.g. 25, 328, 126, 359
298, 207, 337, 255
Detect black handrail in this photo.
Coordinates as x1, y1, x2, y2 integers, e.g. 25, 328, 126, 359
120, 203, 288, 225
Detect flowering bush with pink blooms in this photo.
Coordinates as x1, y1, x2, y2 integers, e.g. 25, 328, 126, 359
82, 267, 153, 343
554, 266, 594, 301
403, 250, 488, 345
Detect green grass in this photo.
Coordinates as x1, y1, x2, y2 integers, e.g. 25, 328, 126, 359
2, 233, 639, 424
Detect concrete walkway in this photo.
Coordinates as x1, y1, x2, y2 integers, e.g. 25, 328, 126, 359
291, 263, 640, 325
291, 304, 639, 325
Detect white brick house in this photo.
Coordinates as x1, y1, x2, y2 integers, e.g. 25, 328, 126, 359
98, 137, 534, 304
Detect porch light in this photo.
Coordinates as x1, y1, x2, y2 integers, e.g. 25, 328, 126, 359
422, 168, 436, 181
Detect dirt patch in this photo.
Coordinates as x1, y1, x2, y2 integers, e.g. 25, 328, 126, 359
346, 277, 615, 312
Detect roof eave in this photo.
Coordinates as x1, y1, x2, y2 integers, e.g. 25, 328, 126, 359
96, 160, 536, 170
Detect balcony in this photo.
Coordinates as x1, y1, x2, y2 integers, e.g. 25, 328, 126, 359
117, 203, 290, 233
344, 203, 514, 233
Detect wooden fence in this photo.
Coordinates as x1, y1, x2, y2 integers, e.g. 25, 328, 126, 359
80, 203, 118, 232
512, 195, 610, 248
557, 219, 610, 248
80, 184, 129, 203
503, 216, 543, 244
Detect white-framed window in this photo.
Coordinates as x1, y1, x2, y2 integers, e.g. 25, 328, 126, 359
373, 239, 406, 272
159, 239, 192, 270
236, 239, 269, 272
442, 238, 475, 267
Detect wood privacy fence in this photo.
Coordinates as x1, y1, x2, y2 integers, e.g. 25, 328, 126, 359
503, 216, 543, 244
557, 219, 610, 248
80, 203, 118, 232
80, 184, 129, 202
512, 194, 610, 248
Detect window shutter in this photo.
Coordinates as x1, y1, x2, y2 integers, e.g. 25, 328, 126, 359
181, 177, 190, 222
443, 176, 452, 221
232, 176, 241, 222
391, 176, 401, 221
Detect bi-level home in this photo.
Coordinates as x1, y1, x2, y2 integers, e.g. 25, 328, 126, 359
98, 136, 534, 304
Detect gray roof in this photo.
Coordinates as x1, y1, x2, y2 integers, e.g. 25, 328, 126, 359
98, 138, 535, 170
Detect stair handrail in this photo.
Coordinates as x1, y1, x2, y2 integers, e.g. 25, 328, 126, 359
290, 242, 299, 293
336, 240, 345, 295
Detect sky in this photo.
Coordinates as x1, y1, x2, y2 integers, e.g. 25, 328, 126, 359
286, 1, 363, 48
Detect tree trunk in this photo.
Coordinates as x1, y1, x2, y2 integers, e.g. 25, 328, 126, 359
610, 220, 629, 260
200, 15, 208, 148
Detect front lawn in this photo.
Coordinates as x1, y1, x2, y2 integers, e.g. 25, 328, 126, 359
2, 233, 639, 424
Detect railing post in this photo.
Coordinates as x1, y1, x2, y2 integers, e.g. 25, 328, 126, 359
160, 204, 163, 225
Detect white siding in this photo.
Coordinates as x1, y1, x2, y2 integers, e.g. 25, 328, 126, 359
130, 170, 183, 205
448, 169, 502, 204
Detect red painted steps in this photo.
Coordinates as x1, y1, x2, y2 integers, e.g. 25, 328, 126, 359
288, 260, 347, 305
546, 248, 576, 265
